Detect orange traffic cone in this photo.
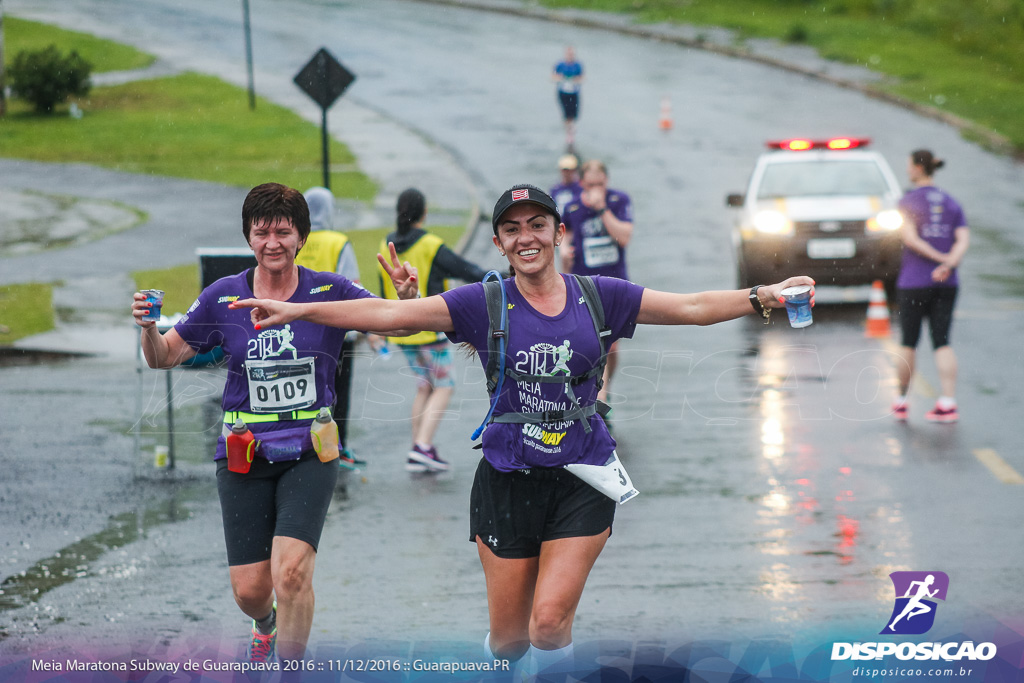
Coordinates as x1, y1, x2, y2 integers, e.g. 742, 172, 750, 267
659, 96, 673, 131
865, 280, 891, 338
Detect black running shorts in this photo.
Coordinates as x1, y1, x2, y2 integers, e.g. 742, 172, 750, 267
897, 286, 958, 349
216, 450, 338, 566
469, 457, 615, 559
558, 91, 579, 121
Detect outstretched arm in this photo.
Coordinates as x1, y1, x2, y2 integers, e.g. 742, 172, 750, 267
229, 295, 454, 337
636, 277, 814, 326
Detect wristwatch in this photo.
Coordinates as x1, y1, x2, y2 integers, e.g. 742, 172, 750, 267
749, 285, 771, 324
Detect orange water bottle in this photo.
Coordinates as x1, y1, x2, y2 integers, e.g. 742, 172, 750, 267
226, 419, 256, 474
310, 407, 339, 463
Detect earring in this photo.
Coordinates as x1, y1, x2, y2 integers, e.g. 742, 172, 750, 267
499, 251, 506, 256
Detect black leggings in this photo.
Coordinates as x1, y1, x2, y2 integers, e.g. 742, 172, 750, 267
216, 451, 338, 566
897, 287, 958, 349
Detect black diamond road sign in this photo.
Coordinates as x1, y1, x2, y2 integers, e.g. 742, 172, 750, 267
293, 47, 355, 110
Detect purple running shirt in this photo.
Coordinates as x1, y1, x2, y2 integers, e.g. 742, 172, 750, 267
897, 185, 967, 289
441, 274, 644, 471
549, 180, 582, 218
174, 266, 373, 462
562, 189, 633, 280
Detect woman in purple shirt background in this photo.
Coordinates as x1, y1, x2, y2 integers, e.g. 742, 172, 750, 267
892, 150, 971, 423
232, 184, 813, 677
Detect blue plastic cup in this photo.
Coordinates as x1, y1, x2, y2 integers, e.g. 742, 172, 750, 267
141, 289, 164, 322
781, 285, 813, 328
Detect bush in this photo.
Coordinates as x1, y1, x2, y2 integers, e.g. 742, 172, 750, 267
9, 45, 93, 114
785, 23, 810, 43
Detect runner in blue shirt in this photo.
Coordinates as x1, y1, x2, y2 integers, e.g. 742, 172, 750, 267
552, 46, 584, 147
231, 184, 813, 678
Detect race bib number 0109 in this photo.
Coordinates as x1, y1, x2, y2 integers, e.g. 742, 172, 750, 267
245, 358, 316, 413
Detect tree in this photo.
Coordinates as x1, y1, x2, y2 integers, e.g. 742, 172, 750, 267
9, 44, 92, 114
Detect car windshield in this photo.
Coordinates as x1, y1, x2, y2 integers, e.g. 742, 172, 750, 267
756, 159, 891, 199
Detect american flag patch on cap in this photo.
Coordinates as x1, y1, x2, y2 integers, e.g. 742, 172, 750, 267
511, 189, 530, 201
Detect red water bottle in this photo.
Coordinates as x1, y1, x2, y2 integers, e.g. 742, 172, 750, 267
226, 419, 256, 474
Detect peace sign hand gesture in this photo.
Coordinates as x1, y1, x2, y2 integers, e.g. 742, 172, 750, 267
377, 242, 420, 300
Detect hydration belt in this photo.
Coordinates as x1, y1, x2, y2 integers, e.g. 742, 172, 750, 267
222, 409, 323, 424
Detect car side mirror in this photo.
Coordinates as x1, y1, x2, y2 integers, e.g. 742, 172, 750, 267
726, 193, 745, 207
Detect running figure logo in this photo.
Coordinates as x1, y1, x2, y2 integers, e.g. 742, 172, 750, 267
261, 324, 298, 360
881, 571, 949, 635
551, 340, 573, 377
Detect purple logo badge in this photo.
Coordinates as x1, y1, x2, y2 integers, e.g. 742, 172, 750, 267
881, 571, 949, 635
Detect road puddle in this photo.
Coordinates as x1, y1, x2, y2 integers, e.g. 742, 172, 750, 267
0, 495, 193, 616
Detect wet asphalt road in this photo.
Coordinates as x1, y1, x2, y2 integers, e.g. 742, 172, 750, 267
2, 0, 1024, 673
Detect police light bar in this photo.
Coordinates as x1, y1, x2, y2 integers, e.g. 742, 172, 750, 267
766, 137, 871, 151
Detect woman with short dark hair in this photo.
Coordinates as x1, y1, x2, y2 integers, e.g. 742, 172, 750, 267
131, 182, 417, 663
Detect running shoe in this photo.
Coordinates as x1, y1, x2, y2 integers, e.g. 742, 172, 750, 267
408, 444, 450, 472
339, 448, 366, 471
405, 457, 429, 473
891, 402, 908, 421
247, 605, 277, 663
924, 404, 959, 423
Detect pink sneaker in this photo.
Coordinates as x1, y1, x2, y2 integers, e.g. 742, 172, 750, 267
407, 444, 450, 472
892, 402, 908, 421
924, 404, 958, 423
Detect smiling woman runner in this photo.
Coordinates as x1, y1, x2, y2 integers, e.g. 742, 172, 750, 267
131, 183, 417, 664
229, 183, 814, 677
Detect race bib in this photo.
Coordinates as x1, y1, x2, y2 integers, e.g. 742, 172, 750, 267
245, 357, 316, 413
564, 451, 639, 504
582, 235, 619, 268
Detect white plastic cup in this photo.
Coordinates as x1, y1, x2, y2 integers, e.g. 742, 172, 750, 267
781, 285, 813, 328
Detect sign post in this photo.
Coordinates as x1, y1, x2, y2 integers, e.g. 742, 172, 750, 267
241, 0, 256, 110
293, 48, 355, 191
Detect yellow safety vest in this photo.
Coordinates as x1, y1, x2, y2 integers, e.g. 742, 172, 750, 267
296, 231, 350, 273
378, 233, 446, 346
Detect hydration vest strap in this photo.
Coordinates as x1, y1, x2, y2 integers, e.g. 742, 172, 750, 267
483, 279, 507, 395
490, 402, 598, 428
505, 365, 603, 386
572, 274, 610, 391
223, 409, 324, 424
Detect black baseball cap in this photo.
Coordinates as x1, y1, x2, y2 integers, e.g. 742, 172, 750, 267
491, 184, 560, 234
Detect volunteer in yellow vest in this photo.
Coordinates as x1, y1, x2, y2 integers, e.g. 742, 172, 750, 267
298, 186, 363, 469
378, 188, 487, 473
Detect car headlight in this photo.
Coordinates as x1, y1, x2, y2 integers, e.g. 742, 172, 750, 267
867, 209, 903, 232
752, 210, 794, 235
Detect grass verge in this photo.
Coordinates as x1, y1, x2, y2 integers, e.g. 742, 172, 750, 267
0, 283, 55, 345
541, 0, 1024, 152
4, 17, 154, 73
2, 71, 378, 197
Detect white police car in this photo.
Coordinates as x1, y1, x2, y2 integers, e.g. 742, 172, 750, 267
726, 138, 904, 292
